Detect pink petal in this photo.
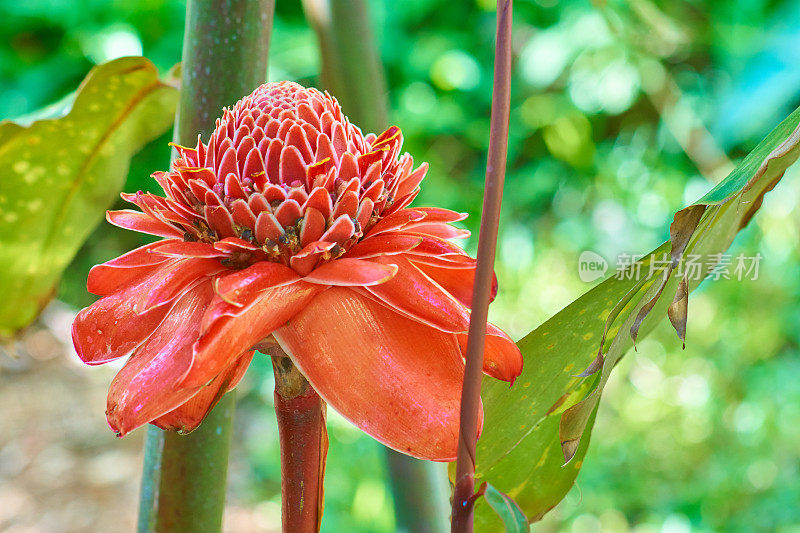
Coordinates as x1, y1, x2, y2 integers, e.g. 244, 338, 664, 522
150, 351, 254, 434
107, 210, 183, 238
457, 323, 523, 383
106, 282, 215, 436
364, 256, 470, 333
182, 282, 323, 388
273, 287, 481, 461
303, 258, 398, 286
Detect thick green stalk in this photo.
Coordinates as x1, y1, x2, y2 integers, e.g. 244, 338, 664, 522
302, 0, 388, 131
138, 395, 236, 533
302, 2, 447, 532
451, 1, 513, 531
174, 0, 275, 143
137, 1, 274, 531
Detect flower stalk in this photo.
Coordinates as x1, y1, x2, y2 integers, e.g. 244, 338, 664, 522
451, 0, 514, 531
137, 0, 274, 531
271, 352, 328, 532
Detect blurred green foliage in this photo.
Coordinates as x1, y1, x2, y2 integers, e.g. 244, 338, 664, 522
2, 0, 798, 531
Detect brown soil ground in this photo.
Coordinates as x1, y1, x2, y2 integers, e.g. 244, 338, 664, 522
0, 303, 279, 533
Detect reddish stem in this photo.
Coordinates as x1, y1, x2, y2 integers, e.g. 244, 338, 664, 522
271, 353, 328, 532
451, 0, 513, 531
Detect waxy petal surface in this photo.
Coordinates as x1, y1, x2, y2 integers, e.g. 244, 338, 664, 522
365, 256, 470, 333
303, 258, 398, 286
183, 281, 323, 387
106, 282, 215, 435
457, 323, 523, 383
151, 351, 253, 434
273, 287, 480, 461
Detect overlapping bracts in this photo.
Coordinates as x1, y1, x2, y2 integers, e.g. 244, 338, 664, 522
73, 82, 522, 461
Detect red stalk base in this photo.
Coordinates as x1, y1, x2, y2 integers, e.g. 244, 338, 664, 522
272, 354, 328, 532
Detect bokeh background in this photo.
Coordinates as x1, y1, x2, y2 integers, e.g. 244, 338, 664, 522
2, 0, 799, 531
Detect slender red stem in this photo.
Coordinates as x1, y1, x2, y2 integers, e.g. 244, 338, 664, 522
451, 1, 513, 531
271, 353, 328, 532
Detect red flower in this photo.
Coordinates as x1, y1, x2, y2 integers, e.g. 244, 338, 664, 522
72, 81, 522, 461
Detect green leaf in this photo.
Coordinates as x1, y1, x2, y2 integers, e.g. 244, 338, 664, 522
481, 482, 529, 533
0, 57, 178, 338
470, 105, 800, 529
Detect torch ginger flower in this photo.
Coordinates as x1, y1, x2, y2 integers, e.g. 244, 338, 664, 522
72, 81, 522, 461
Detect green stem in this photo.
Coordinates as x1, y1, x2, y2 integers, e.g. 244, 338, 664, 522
385, 450, 449, 533
303, 2, 447, 532
302, 0, 388, 132
137, 1, 274, 531
138, 395, 236, 533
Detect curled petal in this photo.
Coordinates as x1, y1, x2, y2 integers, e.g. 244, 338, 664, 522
303, 258, 398, 287
214, 261, 300, 307
274, 287, 480, 461
409, 206, 467, 224
106, 282, 215, 436
415, 261, 497, 308
72, 260, 197, 365
150, 351, 253, 434
183, 281, 323, 388
400, 234, 469, 258
107, 210, 183, 238
364, 209, 425, 238
406, 223, 470, 240
344, 233, 422, 260
365, 256, 470, 333
135, 257, 226, 313
87, 241, 174, 296
457, 323, 522, 383
154, 241, 228, 259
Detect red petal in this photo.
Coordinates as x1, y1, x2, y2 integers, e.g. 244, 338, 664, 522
407, 223, 471, 240
364, 209, 425, 238
303, 258, 397, 286
182, 282, 323, 388
415, 261, 497, 307
214, 261, 300, 307
300, 207, 326, 247
107, 210, 183, 238
136, 257, 225, 313
273, 287, 480, 461
345, 233, 423, 259
87, 241, 173, 296
150, 351, 253, 434
395, 162, 428, 198
364, 256, 470, 333
153, 241, 227, 259
73, 261, 190, 365
106, 282, 215, 436
319, 214, 355, 244
400, 234, 469, 258
457, 323, 523, 383
412, 206, 468, 224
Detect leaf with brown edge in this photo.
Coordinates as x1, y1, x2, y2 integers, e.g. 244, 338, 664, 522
0, 57, 178, 337
467, 104, 800, 529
